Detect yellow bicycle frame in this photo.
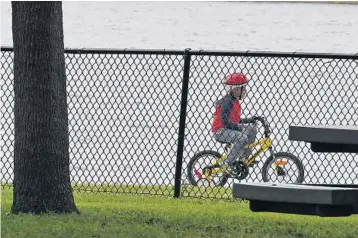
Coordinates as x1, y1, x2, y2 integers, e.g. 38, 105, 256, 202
203, 137, 283, 180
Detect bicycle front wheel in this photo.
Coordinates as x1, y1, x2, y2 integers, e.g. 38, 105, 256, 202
187, 150, 229, 187
262, 152, 305, 184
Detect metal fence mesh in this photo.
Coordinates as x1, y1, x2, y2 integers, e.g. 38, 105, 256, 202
1, 48, 357, 200
1, 50, 14, 186
182, 55, 358, 199
65, 52, 185, 195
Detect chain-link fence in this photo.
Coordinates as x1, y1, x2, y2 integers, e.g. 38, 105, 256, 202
1, 47, 357, 200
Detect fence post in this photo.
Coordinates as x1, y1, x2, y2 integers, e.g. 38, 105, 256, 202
174, 48, 191, 198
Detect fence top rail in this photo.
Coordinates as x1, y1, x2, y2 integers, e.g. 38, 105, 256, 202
2, 46, 358, 59
189, 50, 358, 59
1, 46, 184, 56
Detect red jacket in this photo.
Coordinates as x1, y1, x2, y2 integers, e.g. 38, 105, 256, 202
212, 93, 242, 132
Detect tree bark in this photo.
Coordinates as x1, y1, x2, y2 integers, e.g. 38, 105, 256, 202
11, 1, 79, 214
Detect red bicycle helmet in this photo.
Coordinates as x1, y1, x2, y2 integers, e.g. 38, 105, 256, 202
222, 73, 249, 86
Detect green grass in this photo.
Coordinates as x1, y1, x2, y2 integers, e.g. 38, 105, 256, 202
1, 187, 358, 238
64, 182, 235, 200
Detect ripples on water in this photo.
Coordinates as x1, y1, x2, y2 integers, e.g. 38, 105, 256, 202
1, 1, 358, 52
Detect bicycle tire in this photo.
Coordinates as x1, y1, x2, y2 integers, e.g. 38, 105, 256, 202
261, 152, 305, 184
187, 150, 229, 187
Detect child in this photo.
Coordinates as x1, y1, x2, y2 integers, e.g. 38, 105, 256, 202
211, 73, 257, 174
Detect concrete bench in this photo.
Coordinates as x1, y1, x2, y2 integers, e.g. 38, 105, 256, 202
289, 125, 358, 153
232, 125, 358, 217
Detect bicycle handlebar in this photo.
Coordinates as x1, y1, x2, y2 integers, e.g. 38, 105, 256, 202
253, 116, 271, 135
252, 116, 265, 123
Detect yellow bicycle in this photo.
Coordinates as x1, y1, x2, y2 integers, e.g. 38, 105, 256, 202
187, 116, 304, 187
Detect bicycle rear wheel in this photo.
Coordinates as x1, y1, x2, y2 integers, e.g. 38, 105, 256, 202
262, 152, 305, 184
187, 150, 229, 187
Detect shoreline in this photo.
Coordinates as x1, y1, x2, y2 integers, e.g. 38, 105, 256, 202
237, 1, 358, 4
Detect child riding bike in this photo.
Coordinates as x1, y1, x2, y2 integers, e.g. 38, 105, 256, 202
211, 72, 258, 176
186, 73, 305, 185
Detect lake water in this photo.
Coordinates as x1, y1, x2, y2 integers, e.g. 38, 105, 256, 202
1, 1, 358, 188
2, 1, 358, 52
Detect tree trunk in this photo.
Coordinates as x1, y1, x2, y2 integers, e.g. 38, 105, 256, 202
11, 1, 79, 214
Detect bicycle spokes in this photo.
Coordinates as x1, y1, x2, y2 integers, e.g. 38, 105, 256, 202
276, 166, 286, 176
188, 152, 229, 187
269, 159, 299, 183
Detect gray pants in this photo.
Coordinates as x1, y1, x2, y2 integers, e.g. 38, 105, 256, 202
213, 123, 257, 165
